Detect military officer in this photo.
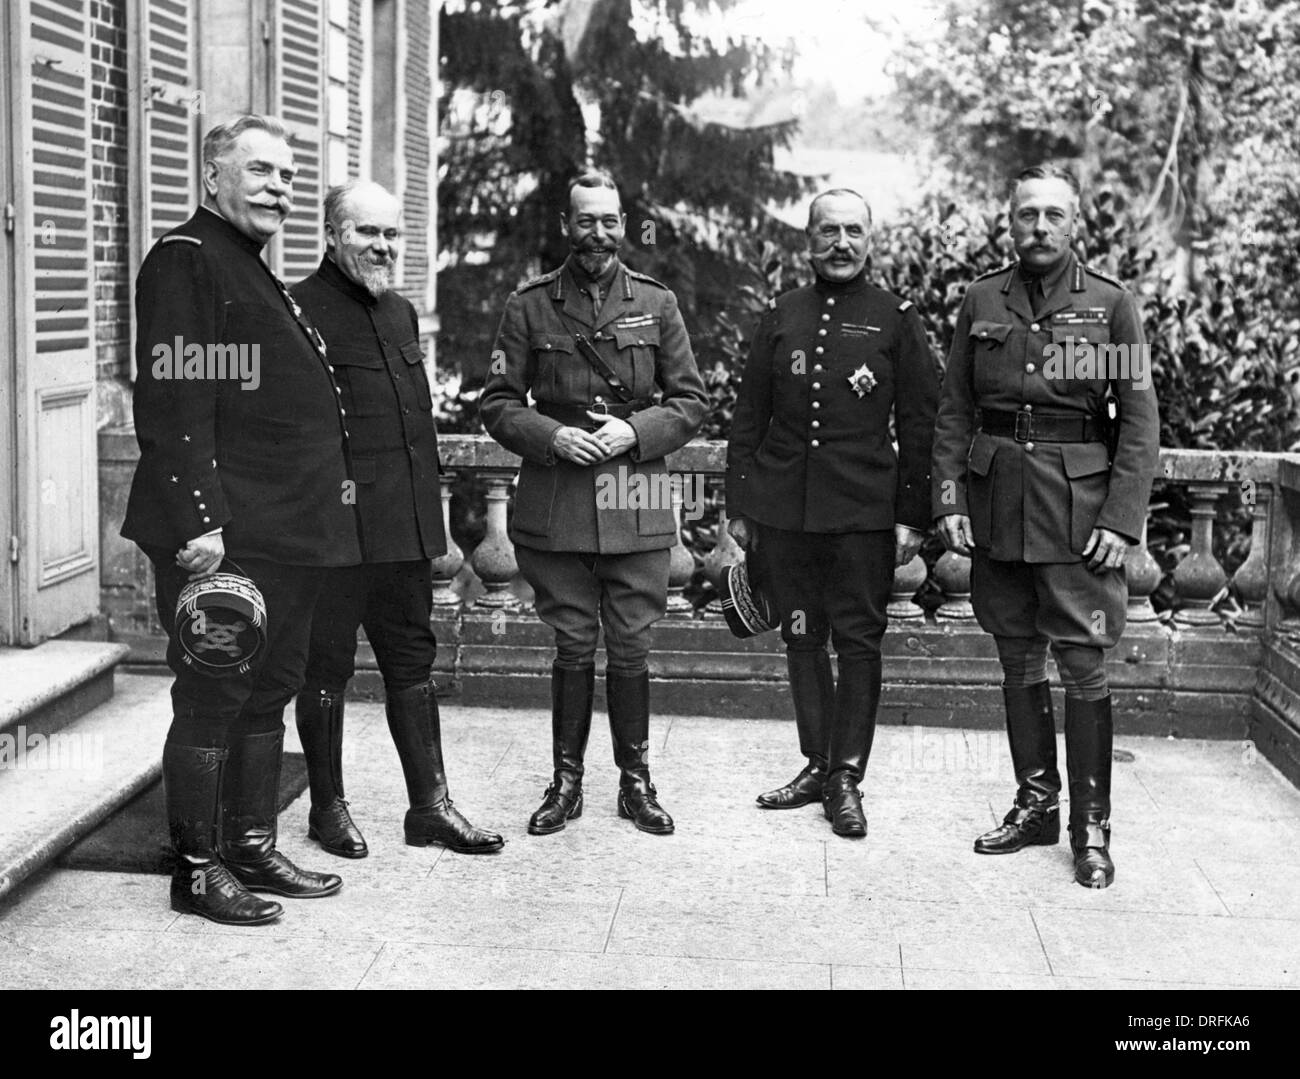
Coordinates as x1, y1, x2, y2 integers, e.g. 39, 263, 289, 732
931, 163, 1159, 888
481, 170, 708, 836
292, 180, 503, 859
122, 115, 358, 925
726, 188, 939, 838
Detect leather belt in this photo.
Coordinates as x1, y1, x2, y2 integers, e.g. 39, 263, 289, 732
538, 400, 649, 429
979, 408, 1106, 444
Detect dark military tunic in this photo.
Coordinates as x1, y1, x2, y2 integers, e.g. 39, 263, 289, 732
726, 272, 940, 532
122, 207, 360, 567
930, 254, 1159, 563
481, 257, 708, 554
292, 256, 445, 563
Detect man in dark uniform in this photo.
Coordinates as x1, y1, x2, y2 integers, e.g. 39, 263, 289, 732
291, 180, 502, 857
932, 163, 1159, 888
726, 188, 939, 838
122, 116, 358, 924
481, 171, 708, 836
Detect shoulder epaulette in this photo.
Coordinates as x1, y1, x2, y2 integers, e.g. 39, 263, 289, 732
161, 234, 202, 246
517, 267, 561, 293
972, 262, 1015, 283
1082, 264, 1125, 288
898, 299, 914, 312
626, 268, 669, 290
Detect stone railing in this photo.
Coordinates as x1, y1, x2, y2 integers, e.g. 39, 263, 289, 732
433, 437, 1300, 632
96, 428, 1300, 784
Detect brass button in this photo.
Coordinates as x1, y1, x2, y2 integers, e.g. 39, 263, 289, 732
812, 401, 821, 409
1025, 441, 1035, 452
1030, 322, 1040, 333
811, 420, 820, 429
1024, 404, 1033, 412
826, 297, 835, 306
815, 347, 824, 355
818, 329, 827, 337
821, 313, 830, 321
193, 490, 201, 497
813, 364, 824, 372
812, 382, 821, 390
811, 439, 820, 447
1026, 363, 1036, 373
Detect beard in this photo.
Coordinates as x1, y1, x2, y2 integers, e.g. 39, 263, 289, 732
571, 239, 618, 278
355, 259, 394, 297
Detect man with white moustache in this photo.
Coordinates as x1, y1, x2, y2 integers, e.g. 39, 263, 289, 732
291, 181, 504, 858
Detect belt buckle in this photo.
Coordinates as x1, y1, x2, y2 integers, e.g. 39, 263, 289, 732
591, 399, 609, 415
1013, 409, 1032, 443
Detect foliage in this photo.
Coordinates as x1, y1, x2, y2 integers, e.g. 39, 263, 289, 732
438, 0, 813, 383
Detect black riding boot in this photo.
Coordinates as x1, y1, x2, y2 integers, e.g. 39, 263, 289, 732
222, 727, 344, 898
1065, 695, 1115, 888
387, 679, 504, 853
608, 669, 673, 835
974, 682, 1061, 854
529, 664, 594, 835
821, 657, 881, 838
164, 742, 282, 925
757, 650, 833, 809
296, 687, 368, 858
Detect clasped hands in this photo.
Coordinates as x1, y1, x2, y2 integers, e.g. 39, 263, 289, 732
937, 514, 1130, 572
552, 413, 638, 465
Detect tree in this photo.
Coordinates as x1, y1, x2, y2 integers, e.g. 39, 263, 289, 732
437, 0, 813, 400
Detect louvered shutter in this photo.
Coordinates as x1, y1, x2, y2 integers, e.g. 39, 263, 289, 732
131, 0, 199, 259
129, 0, 199, 377
273, 0, 326, 284
16, 0, 100, 641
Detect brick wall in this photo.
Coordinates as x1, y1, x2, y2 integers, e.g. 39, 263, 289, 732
399, 0, 430, 313
90, 0, 131, 428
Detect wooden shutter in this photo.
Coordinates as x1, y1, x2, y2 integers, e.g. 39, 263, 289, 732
128, 0, 199, 379
15, 0, 99, 640
273, 0, 326, 284
130, 0, 199, 261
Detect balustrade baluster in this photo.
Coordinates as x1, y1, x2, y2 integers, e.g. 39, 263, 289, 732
1126, 517, 1162, 623
1173, 483, 1229, 628
430, 471, 465, 609
1231, 484, 1271, 629
471, 470, 522, 609
934, 550, 975, 620
665, 477, 695, 617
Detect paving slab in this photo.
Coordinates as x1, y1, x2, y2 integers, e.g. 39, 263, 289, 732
0, 702, 1296, 990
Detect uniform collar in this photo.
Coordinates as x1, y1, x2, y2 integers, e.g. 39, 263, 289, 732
812, 268, 870, 296
196, 204, 268, 257
317, 254, 382, 307
1002, 252, 1084, 321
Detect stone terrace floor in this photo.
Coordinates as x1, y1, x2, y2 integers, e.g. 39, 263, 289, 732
3, 703, 1300, 990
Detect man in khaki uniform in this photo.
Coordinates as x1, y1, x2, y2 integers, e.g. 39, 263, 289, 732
482, 171, 708, 837
932, 163, 1159, 889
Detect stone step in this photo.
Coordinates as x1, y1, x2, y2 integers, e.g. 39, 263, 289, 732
0, 673, 172, 902
0, 640, 131, 739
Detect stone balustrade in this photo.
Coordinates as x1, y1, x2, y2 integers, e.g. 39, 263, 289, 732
96, 427, 1300, 785
435, 436, 1300, 632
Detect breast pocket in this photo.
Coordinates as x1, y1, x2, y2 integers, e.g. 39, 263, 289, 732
612, 322, 660, 396
529, 333, 574, 399
400, 341, 433, 411
329, 347, 390, 417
